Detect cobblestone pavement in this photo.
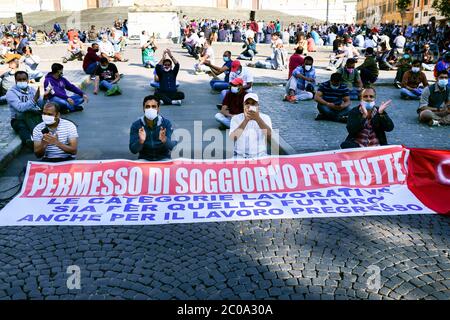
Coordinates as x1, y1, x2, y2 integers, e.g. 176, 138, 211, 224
0, 43, 449, 300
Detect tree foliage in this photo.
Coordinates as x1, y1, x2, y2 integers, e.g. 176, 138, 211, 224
396, 0, 411, 14
432, 0, 450, 19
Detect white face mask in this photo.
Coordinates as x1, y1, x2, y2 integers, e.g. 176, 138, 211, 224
361, 101, 376, 110
145, 108, 158, 120
230, 87, 239, 94
304, 65, 312, 71
411, 67, 420, 73
42, 115, 56, 126
163, 66, 171, 72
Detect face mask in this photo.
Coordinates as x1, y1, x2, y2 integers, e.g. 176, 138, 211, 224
411, 67, 420, 73
223, 56, 230, 62
101, 65, 108, 69
330, 84, 340, 90
403, 54, 410, 59
304, 65, 312, 71
42, 115, 56, 125
16, 81, 28, 90
145, 108, 158, 120
230, 87, 239, 94
163, 66, 171, 72
346, 68, 354, 73
361, 101, 375, 110
438, 79, 448, 87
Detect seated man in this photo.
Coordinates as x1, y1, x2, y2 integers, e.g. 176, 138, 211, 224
64, 35, 84, 62
19, 46, 44, 83
33, 102, 78, 162
238, 36, 257, 61
421, 43, 435, 71
400, 60, 428, 100
140, 32, 157, 68
182, 29, 200, 59
194, 40, 215, 74
223, 60, 254, 100
93, 57, 121, 96
0, 56, 21, 103
215, 78, 246, 128
229, 93, 272, 159
284, 55, 316, 102
154, 49, 185, 105
44, 63, 87, 113
356, 47, 379, 86
129, 95, 176, 161
205, 50, 233, 92
83, 43, 101, 75
377, 42, 396, 71
248, 32, 287, 70
417, 70, 449, 126
394, 52, 412, 88
288, 46, 304, 79
99, 34, 128, 62
150, 69, 180, 89
435, 52, 450, 77
314, 72, 351, 123
6, 70, 44, 148
337, 58, 363, 100
341, 87, 394, 149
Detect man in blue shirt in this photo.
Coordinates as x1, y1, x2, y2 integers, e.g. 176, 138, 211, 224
314, 73, 351, 122
205, 50, 233, 92
154, 49, 185, 105
129, 95, 177, 161
284, 56, 316, 102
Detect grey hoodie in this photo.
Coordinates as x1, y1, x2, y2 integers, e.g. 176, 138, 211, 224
6, 84, 44, 120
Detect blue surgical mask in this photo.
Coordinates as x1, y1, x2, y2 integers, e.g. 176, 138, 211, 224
17, 81, 28, 90
361, 101, 375, 110
223, 56, 230, 62
438, 79, 448, 87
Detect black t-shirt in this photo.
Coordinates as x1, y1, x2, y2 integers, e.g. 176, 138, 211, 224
95, 63, 118, 82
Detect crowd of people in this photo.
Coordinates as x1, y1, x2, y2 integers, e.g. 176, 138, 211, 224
0, 15, 449, 164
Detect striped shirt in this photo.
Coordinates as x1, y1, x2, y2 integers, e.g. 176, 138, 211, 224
354, 110, 380, 147
317, 81, 349, 105
32, 119, 78, 159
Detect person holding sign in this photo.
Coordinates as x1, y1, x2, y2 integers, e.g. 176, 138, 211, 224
340, 87, 394, 149
33, 102, 78, 162
229, 93, 272, 159
129, 95, 176, 161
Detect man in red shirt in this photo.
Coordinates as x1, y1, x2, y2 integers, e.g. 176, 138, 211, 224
215, 78, 246, 128
288, 46, 304, 79
83, 43, 101, 75
250, 20, 259, 33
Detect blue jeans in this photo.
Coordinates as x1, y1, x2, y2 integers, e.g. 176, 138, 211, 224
210, 80, 229, 91
50, 95, 84, 112
100, 80, 114, 91
400, 87, 422, 100
317, 103, 350, 122
85, 62, 98, 75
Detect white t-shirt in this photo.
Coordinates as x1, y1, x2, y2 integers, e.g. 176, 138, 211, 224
230, 112, 272, 158
99, 40, 115, 56
186, 33, 199, 46
364, 39, 376, 49
229, 67, 254, 90
113, 29, 124, 42
245, 29, 255, 39
32, 119, 78, 159
204, 46, 215, 63
393, 35, 406, 48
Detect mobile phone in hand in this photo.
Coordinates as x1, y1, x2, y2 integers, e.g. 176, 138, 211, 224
41, 127, 50, 134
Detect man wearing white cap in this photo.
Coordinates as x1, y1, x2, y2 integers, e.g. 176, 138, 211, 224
229, 93, 272, 159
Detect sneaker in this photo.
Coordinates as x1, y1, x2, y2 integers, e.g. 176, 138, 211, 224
160, 100, 165, 105
216, 104, 223, 110
105, 87, 115, 96
73, 105, 84, 112
286, 95, 297, 103
315, 113, 327, 121
171, 100, 182, 106
394, 82, 401, 89
337, 116, 348, 123
429, 119, 440, 127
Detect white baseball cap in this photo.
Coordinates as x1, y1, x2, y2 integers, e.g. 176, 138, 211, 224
244, 93, 259, 103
